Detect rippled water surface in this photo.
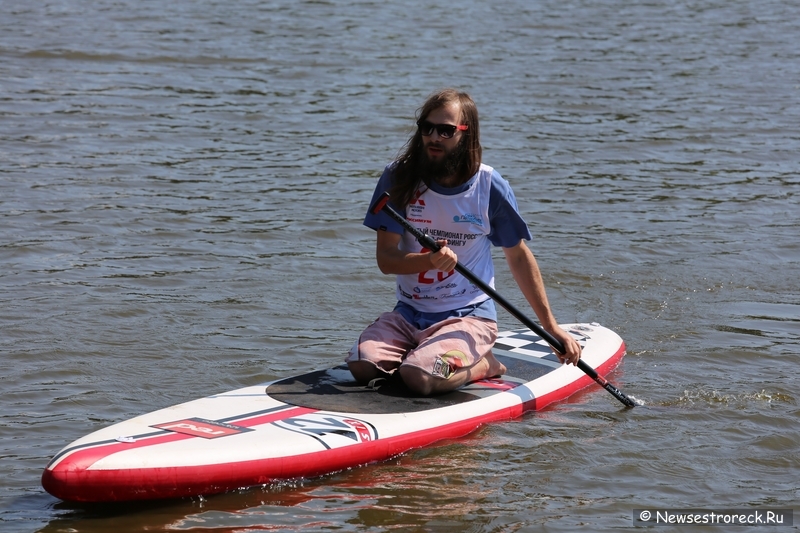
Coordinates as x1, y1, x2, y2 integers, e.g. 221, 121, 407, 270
2, 0, 798, 531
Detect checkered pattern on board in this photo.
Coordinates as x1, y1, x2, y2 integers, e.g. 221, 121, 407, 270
494, 328, 589, 358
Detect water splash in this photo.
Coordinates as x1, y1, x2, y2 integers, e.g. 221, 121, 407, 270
673, 389, 794, 407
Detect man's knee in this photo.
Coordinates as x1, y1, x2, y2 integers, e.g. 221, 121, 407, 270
399, 365, 437, 396
348, 360, 381, 384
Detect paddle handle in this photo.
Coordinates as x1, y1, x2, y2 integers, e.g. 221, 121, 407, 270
370, 192, 637, 408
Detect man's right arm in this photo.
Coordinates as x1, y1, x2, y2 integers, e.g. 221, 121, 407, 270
375, 230, 457, 276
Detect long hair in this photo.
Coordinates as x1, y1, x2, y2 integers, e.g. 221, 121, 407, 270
389, 89, 482, 209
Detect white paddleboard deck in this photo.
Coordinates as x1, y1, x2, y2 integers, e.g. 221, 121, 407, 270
42, 323, 625, 502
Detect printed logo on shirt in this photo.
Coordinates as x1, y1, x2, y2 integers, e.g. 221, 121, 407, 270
412, 294, 437, 301
410, 190, 426, 206
452, 213, 484, 226
398, 286, 414, 299
440, 289, 467, 299
408, 190, 427, 216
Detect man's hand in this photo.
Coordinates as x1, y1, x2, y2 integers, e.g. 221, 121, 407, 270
550, 327, 582, 365
429, 239, 458, 272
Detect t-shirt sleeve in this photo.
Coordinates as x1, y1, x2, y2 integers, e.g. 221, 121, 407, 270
487, 171, 533, 248
363, 164, 405, 235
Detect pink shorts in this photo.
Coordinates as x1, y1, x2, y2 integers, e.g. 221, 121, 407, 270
346, 311, 498, 379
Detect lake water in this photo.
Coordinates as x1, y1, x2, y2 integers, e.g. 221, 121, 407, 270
1, 0, 798, 531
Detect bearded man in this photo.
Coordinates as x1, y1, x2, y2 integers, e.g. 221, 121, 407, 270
346, 88, 581, 395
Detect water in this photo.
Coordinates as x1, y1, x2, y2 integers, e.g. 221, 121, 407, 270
1, 0, 798, 531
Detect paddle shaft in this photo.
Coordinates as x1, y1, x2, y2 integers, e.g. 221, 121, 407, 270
370, 192, 636, 407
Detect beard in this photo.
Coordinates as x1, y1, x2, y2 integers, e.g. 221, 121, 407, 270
416, 138, 468, 187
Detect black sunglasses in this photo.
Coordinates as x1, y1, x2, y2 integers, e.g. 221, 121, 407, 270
416, 120, 468, 139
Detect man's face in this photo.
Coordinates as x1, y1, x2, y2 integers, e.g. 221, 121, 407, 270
420, 104, 466, 183
422, 103, 465, 165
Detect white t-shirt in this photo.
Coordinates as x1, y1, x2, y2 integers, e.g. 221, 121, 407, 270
364, 162, 533, 318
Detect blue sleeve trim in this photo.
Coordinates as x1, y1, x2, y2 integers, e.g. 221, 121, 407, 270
363, 164, 405, 234
487, 171, 533, 248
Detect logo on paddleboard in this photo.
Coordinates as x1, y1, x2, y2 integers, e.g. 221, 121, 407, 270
152, 417, 253, 439
272, 414, 377, 449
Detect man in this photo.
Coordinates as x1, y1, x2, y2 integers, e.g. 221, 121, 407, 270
347, 88, 581, 396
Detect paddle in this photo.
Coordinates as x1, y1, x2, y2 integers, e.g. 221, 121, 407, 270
370, 192, 637, 408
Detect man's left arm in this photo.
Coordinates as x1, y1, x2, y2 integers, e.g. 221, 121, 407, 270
502, 240, 582, 364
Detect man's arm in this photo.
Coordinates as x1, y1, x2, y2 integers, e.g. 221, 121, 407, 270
502, 240, 582, 364
375, 230, 457, 275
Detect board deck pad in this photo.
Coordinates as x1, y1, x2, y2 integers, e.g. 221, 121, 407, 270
266, 327, 581, 414
268, 366, 481, 413
42, 324, 623, 503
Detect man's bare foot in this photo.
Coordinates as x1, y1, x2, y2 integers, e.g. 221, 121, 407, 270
484, 351, 507, 378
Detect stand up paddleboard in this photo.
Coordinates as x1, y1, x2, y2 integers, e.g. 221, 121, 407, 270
42, 323, 625, 503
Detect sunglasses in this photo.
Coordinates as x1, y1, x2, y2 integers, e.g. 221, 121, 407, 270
416, 120, 468, 139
